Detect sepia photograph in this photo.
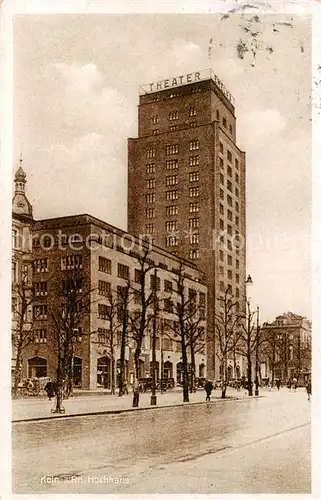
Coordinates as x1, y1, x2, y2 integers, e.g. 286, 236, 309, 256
4, 2, 316, 495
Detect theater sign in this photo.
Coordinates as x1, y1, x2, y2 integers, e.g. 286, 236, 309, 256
139, 68, 234, 105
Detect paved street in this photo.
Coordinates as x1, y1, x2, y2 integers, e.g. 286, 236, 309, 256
12, 388, 311, 494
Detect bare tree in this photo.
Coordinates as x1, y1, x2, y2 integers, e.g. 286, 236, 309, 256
128, 244, 156, 407
12, 265, 36, 398
185, 293, 206, 393
116, 281, 131, 396
49, 270, 95, 412
215, 287, 243, 398
260, 327, 278, 385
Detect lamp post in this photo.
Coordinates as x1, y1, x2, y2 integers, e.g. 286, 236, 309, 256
255, 306, 260, 396
245, 275, 253, 396
151, 269, 158, 406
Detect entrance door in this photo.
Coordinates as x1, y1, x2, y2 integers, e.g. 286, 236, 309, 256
164, 361, 172, 379
73, 357, 82, 388
97, 356, 110, 388
28, 357, 47, 378
176, 362, 183, 384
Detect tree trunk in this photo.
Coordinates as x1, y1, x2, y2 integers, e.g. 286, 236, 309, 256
118, 315, 127, 396
181, 332, 189, 403
12, 340, 23, 398
132, 351, 140, 407
190, 345, 196, 393
53, 351, 65, 413
111, 355, 115, 395
221, 354, 227, 398
247, 354, 253, 396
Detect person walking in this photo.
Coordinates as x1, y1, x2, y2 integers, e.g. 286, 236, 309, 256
44, 379, 55, 401
204, 379, 213, 402
123, 379, 129, 395
306, 379, 311, 401
276, 379, 281, 391
292, 377, 298, 392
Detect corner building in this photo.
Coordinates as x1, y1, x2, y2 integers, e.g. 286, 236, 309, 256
128, 70, 246, 379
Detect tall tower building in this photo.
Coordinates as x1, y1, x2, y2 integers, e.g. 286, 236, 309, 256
128, 70, 246, 379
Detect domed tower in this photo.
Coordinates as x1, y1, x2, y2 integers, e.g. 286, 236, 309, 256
12, 159, 33, 220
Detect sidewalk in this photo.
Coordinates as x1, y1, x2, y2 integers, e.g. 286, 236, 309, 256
12, 388, 255, 422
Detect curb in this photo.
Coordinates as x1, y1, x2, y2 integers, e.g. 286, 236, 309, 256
12, 395, 263, 424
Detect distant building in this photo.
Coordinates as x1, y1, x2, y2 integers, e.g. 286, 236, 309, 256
260, 312, 312, 384
22, 214, 208, 389
128, 69, 246, 379
12, 161, 34, 381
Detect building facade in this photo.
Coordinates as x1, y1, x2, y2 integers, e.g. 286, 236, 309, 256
12, 162, 34, 381
21, 214, 208, 389
260, 312, 312, 384
128, 69, 246, 378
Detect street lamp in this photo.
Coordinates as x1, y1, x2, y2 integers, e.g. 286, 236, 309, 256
245, 274, 260, 397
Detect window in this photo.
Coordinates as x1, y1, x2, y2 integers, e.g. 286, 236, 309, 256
12, 229, 18, 249
219, 219, 224, 230
117, 263, 129, 280
165, 221, 178, 232
235, 159, 239, 169
223, 117, 227, 128
220, 142, 223, 154
150, 274, 161, 290
34, 282, 48, 296
189, 233, 199, 244
189, 248, 199, 260
169, 111, 178, 121
166, 190, 178, 201
217, 110, 220, 120
220, 281, 224, 292
152, 129, 159, 135
166, 235, 178, 247
33, 305, 47, 320
189, 121, 197, 128
235, 187, 239, 198
189, 156, 199, 166
227, 224, 232, 236
227, 180, 232, 192
189, 218, 199, 229
166, 175, 178, 186
189, 140, 199, 151
98, 304, 111, 320
189, 106, 196, 117
227, 195, 232, 207
134, 269, 142, 284
219, 204, 224, 216
98, 280, 111, 297
229, 124, 233, 134
152, 115, 159, 124
235, 201, 239, 212
164, 298, 174, 313
220, 157, 224, 169
146, 208, 155, 219
200, 292, 206, 307
33, 329, 47, 343
235, 216, 239, 226
235, 173, 239, 184
228, 269, 232, 280
61, 255, 83, 270
163, 337, 173, 351
220, 189, 224, 200
169, 125, 178, 131
98, 328, 110, 344
189, 187, 199, 197
236, 274, 240, 284
220, 173, 224, 185
166, 159, 178, 170
227, 209, 232, 221
189, 202, 199, 213
236, 259, 239, 269
146, 163, 156, 174
166, 205, 178, 216
219, 250, 224, 261
227, 165, 232, 177
228, 254, 232, 265
99, 256, 112, 274
33, 258, 48, 273
219, 266, 224, 274
189, 171, 199, 182
146, 193, 155, 203
227, 150, 232, 162
146, 223, 155, 234
166, 144, 179, 155
164, 280, 173, 293
147, 178, 156, 189
236, 288, 239, 298
147, 148, 155, 158
227, 240, 232, 251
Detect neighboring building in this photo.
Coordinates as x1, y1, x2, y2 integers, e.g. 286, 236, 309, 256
260, 312, 312, 384
21, 214, 208, 389
128, 69, 246, 379
12, 161, 34, 381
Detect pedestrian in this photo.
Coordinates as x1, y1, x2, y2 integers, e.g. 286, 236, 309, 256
306, 379, 311, 401
276, 379, 281, 391
123, 379, 129, 395
44, 379, 55, 401
204, 379, 213, 402
292, 377, 297, 392
287, 379, 292, 391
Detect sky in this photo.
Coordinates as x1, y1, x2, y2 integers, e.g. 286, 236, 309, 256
13, 13, 312, 322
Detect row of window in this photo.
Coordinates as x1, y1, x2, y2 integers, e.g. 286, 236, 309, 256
146, 173, 200, 193
146, 140, 199, 158
219, 205, 240, 225
152, 107, 197, 125
216, 110, 234, 136
219, 167, 239, 184
146, 156, 200, 174
146, 202, 200, 219
219, 189, 240, 210
219, 176, 240, 198
219, 143, 239, 169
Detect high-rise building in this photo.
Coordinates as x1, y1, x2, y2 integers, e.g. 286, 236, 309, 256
128, 69, 246, 379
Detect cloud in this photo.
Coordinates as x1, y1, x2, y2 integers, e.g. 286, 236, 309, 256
52, 62, 103, 94
239, 108, 286, 147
